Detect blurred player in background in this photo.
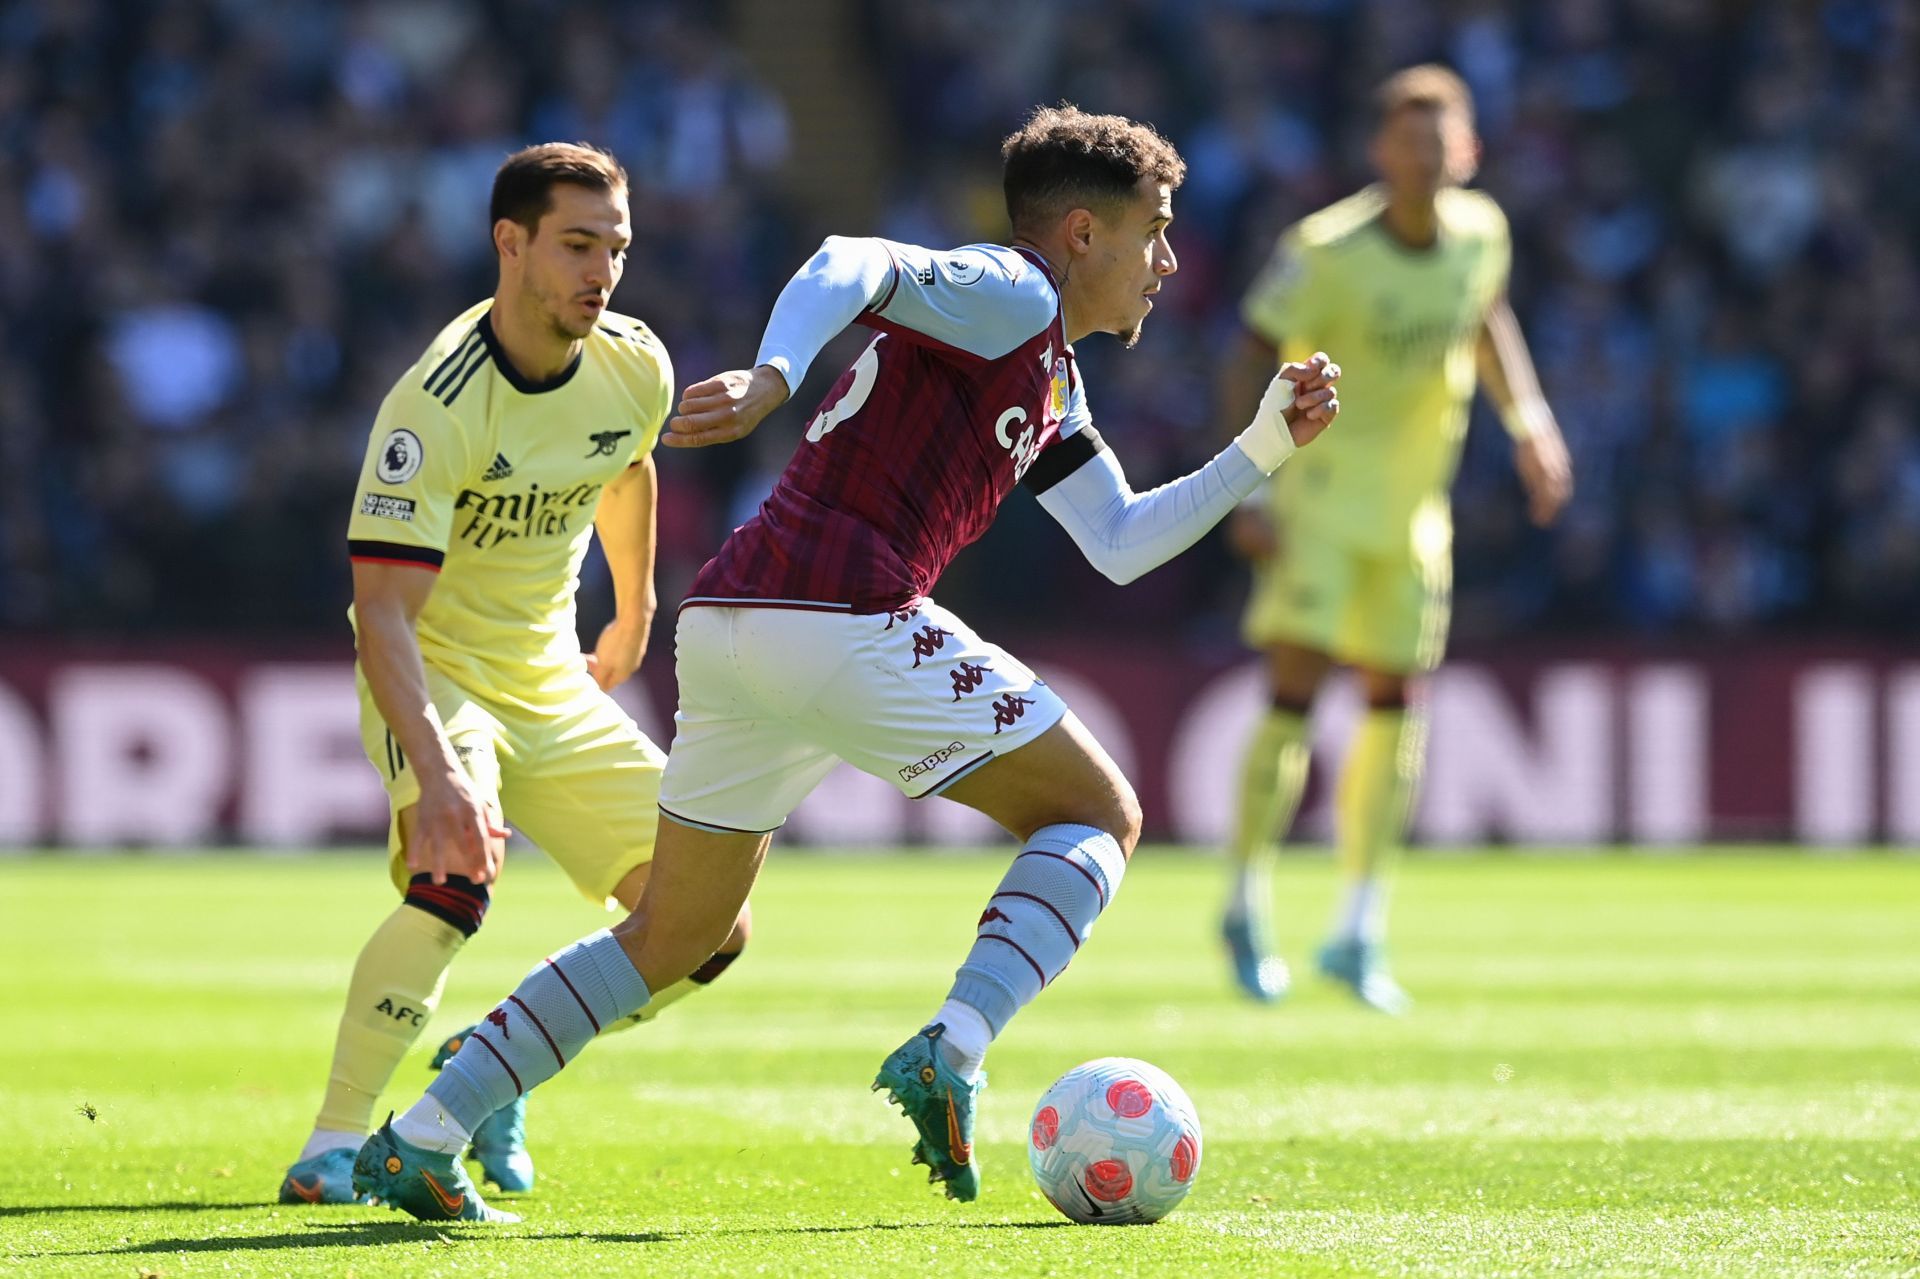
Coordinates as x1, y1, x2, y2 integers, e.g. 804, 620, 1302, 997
353, 104, 1340, 1223
1219, 66, 1572, 1012
278, 144, 748, 1214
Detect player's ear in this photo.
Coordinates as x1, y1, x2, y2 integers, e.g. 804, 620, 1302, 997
1457, 132, 1483, 185
1063, 207, 1095, 258
493, 218, 525, 262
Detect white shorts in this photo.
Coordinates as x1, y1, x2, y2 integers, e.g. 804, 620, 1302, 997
658, 600, 1068, 833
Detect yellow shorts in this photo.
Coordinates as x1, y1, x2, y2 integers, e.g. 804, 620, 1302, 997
356, 664, 665, 908
1240, 514, 1452, 675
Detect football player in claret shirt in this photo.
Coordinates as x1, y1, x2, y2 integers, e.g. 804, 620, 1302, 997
1218, 66, 1572, 1012
279, 144, 748, 1219
358, 105, 1340, 1221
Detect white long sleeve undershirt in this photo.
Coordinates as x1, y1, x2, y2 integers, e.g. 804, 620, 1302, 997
1035, 439, 1267, 585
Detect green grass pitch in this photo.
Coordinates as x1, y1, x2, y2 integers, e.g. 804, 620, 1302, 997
3, 850, 1916, 1277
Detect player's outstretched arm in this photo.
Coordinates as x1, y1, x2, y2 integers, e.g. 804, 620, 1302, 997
665, 235, 1055, 448
1477, 298, 1572, 526
588, 454, 658, 689
1033, 356, 1339, 584
352, 562, 510, 884
664, 234, 895, 448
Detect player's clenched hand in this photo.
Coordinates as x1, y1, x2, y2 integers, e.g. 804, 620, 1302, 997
586, 617, 647, 691
409, 771, 510, 886
663, 365, 791, 448
1514, 425, 1573, 527
1280, 351, 1341, 448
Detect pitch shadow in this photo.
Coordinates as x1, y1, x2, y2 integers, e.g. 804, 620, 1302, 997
62, 1222, 672, 1257
0, 1200, 277, 1217
727, 1221, 1073, 1236
43, 1215, 1071, 1258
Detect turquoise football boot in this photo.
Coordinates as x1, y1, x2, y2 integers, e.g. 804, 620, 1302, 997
1222, 911, 1290, 1003
1317, 937, 1412, 1015
467, 1100, 533, 1193
431, 1025, 534, 1192
873, 1023, 984, 1201
351, 1115, 520, 1223
277, 1147, 363, 1205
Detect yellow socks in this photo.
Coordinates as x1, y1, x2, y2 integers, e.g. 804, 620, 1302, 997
311, 904, 465, 1140
1227, 707, 1312, 924
1332, 707, 1426, 942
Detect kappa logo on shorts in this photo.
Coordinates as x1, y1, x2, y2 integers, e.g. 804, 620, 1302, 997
990, 694, 1036, 735
908, 625, 954, 668
899, 741, 966, 784
949, 661, 992, 701
884, 604, 922, 631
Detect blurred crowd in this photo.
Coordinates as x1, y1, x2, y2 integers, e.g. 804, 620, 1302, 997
2, 0, 1916, 646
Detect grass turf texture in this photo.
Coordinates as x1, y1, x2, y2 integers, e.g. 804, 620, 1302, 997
2, 851, 1916, 1278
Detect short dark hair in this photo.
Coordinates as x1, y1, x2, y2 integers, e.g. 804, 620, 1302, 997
489, 142, 628, 242
1001, 104, 1186, 232
1375, 64, 1475, 130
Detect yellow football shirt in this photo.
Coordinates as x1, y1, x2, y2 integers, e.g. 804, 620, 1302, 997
1242, 184, 1510, 555
346, 299, 673, 708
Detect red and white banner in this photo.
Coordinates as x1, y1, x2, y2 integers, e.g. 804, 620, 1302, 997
0, 640, 1915, 847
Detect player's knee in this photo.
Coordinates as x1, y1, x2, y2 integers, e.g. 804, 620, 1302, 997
1357, 668, 1413, 709
1109, 783, 1144, 857
683, 903, 752, 987
1038, 782, 1141, 856
403, 874, 491, 938
1267, 643, 1332, 706
689, 945, 743, 986
613, 899, 738, 987
722, 901, 752, 952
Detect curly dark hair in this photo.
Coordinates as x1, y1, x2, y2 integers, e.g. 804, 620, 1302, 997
1001, 103, 1186, 232
489, 142, 628, 242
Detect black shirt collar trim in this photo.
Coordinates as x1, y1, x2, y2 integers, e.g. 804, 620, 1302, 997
478, 311, 583, 394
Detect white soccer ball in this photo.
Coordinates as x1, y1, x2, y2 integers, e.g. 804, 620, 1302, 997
1027, 1056, 1202, 1225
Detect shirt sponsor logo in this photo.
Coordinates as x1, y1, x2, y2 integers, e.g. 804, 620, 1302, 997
453, 480, 602, 549
1368, 308, 1476, 366
899, 741, 966, 784
360, 493, 417, 522
376, 429, 424, 483
995, 404, 1043, 481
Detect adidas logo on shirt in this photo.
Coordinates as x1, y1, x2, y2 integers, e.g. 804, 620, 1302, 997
482, 453, 514, 482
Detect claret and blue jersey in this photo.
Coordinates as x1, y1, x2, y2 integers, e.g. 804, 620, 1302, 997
686, 238, 1103, 613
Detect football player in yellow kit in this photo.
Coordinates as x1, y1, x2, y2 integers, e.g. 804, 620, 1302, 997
1220, 67, 1572, 1011
278, 144, 747, 1210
